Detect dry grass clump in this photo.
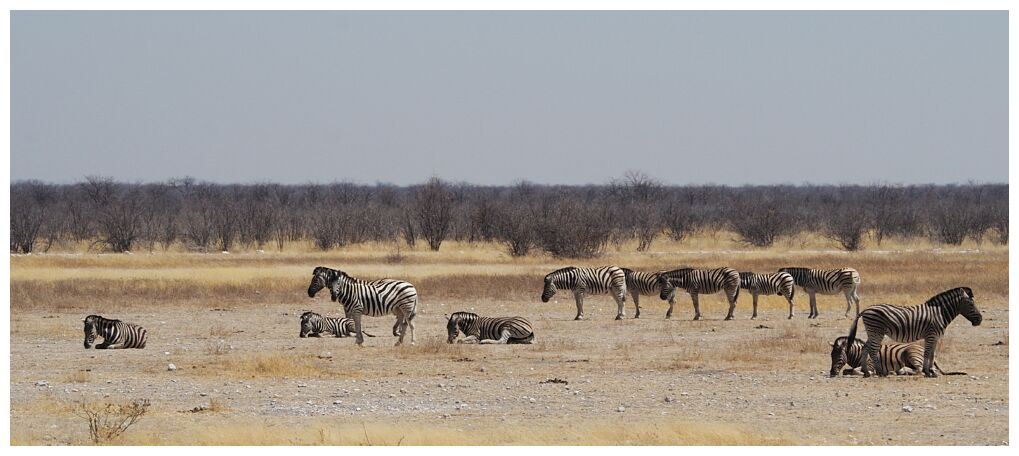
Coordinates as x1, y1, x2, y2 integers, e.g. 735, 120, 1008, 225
721, 325, 828, 365
72, 399, 150, 445
63, 370, 91, 383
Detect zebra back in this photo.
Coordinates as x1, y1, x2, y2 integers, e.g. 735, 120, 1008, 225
447, 311, 534, 343
623, 268, 662, 296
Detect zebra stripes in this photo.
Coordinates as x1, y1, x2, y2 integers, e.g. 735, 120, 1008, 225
829, 337, 965, 378
846, 287, 981, 377
657, 267, 741, 320
778, 267, 861, 318
621, 268, 675, 319
739, 271, 796, 319
445, 311, 535, 344
307, 266, 419, 346
299, 311, 375, 338
541, 266, 627, 320
83, 315, 147, 349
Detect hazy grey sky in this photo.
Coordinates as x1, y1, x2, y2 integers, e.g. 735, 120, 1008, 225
11, 11, 1007, 186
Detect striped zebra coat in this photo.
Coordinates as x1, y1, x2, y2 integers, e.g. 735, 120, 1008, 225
657, 267, 741, 320
83, 315, 147, 349
621, 268, 675, 319
541, 266, 627, 320
299, 311, 375, 338
739, 271, 796, 319
846, 287, 981, 377
778, 267, 861, 318
307, 266, 419, 346
829, 337, 965, 378
445, 312, 535, 344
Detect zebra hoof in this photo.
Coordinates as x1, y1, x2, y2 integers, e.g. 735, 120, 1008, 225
615, 315, 623, 321
574, 316, 584, 321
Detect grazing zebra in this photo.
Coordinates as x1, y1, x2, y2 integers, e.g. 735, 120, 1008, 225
777, 267, 861, 318
657, 267, 740, 320
445, 311, 535, 344
621, 268, 675, 319
846, 287, 981, 377
738, 271, 796, 319
307, 266, 419, 346
541, 266, 627, 320
83, 315, 147, 349
829, 336, 966, 378
299, 311, 375, 338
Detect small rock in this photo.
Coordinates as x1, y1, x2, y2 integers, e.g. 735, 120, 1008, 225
35, 380, 48, 387
617, 406, 626, 412
333, 400, 342, 404
664, 396, 674, 403
167, 363, 177, 371
529, 397, 536, 403
199, 392, 208, 397
902, 405, 914, 413
355, 407, 362, 411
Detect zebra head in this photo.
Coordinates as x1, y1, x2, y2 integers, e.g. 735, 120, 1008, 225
308, 267, 339, 298
83, 315, 101, 349
658, 275, 675, 301
956, 287, 982, 326
299, 311, 323, 338
829, 336, 853, 377
541, 277, 557, 303
446, 312, 476, 344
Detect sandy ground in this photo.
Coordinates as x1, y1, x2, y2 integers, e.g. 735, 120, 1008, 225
10, 291, 1009, 445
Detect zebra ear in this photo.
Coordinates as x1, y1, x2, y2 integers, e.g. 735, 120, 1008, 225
443, 314, 450, 321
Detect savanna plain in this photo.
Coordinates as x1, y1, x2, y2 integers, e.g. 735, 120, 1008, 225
9, 235, 1009, 445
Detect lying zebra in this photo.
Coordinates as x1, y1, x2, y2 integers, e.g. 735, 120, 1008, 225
445, 312, 535, 344
299, 311, 375, 338
83, 315, 147, 349
829, 336, 965, 377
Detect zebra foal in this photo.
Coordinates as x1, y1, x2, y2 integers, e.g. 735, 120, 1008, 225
778, 267, 860, 318
299, 311, 375, 338
445, 312, 535, 344
657, 267, 741, 320
541, 266, 627, 320
845, 287, 981, 377
83, 315, 147, 349
738, 271, 796, 319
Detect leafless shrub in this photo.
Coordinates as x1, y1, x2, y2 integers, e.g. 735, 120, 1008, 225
728, 194, 797, 247
73, 399, 150, 444
535, 194, 612, 258
824, 204, 871, 251
412, 177, 454, 251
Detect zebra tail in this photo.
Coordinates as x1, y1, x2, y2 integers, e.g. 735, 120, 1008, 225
363, 330, 376, 338
933, 361, 966, 376
845, 313, 862, 346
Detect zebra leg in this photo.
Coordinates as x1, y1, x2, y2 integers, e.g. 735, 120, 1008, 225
394, 311, 407, 346
862, 338, 880, 377
665, 295, 675, 319
843, 289, 854, 318
613, 290, 625, 321
922, 335, 939, 378
808, 292, 818, 319
751, 293, 759, 320
460, 335, 480, 344
353, 312, 365, 347
691, 293, 701, 321
480, 330, 512, 344
786, 295, 794, 319
407, 310, 417, 345
724, 291, 736, 321
632, 292, 640, 319
573, 290, 585, 320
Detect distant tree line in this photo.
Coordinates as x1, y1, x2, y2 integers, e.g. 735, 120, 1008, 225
9, 174, 1008, 257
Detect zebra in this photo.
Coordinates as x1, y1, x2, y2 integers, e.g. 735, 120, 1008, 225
541, 266, 627, 320
299, 311, 376, 338
621, 268, 676, 319
777, 267, 861, 318
657, 267, 740, 320
307, 266, 419, 346
829, 336, 966, 378
83, 315, 147, 349
445, 311, 535, 344
845, 287, 981, 378
738, 271, 796, 319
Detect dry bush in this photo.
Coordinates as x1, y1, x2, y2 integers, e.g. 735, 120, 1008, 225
73, 399, 150, 444
63, 370, 91, 383
205, 339, 230, 356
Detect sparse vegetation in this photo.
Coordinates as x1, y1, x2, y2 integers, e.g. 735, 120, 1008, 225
73, 399, 150, 444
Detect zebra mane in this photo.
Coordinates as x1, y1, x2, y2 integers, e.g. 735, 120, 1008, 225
314, 266, 358, 283
925, 287, 974, 305
450, 311, 478, 319
545, 266, 577, 279
85, 314, 118, 323
300, 311, 320, 319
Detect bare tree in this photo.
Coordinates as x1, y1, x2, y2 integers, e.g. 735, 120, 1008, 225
80, 176, 150, 253
728, 194, 797, 247
824, 204, 871, 251
412, 177, 454, 251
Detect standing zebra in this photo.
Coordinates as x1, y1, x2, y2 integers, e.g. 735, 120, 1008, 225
541, 266, 627, 320
829, 336, 965, 378
83, 315, 147, 349
307, 266, 419, 346
657, 267, 741, 320
738, 271, 796, 319
778, 267, 861, 318
846, 287, 981, 377
299, 311, 375, 338
621, 268, 675, 319
445, 311, 535, 344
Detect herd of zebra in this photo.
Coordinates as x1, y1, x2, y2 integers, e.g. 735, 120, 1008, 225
80, 265, 982, 378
